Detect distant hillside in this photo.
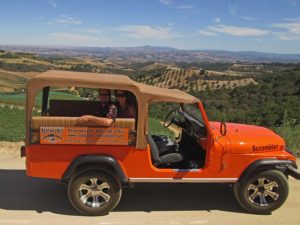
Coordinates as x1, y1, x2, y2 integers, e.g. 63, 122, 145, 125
1, 50, 293, 96
1, 50, 297, 96
0, 70, 30, 93
0, 50, 137, 79
137, 68, 257, 92
140, 62, 180, 71
1, 45, 300, 63
198, 67, 300, 127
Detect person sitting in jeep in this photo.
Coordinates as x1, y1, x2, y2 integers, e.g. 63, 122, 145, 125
75, 89, 117, 126
115, 90, 136, 118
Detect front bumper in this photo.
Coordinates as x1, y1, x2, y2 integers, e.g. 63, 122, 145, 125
286, 166, 300, 180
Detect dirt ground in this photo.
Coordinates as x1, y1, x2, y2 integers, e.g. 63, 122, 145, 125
0, 141, 300, 225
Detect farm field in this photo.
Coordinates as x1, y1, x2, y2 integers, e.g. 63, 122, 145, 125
0, 105, 175, 142
0, 69, 30, 92
0, 49, 299, 155
0, 105, 299, 155
0, 107, 26, 141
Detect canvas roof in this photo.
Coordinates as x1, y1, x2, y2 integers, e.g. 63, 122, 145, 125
25, 70, 200, 148
30, 70, 199, 103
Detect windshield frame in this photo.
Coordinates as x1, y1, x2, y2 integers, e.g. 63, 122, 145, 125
181, 103, 205, 127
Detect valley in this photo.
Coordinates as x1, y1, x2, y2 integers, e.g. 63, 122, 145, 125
0, 47, 299, 154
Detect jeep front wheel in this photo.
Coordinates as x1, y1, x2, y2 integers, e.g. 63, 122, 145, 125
68, 171, 122, 216
234, 170, 289, 214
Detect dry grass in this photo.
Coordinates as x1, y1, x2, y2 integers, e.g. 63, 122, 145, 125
138, 68, 257, 92
0, 70, 30, 92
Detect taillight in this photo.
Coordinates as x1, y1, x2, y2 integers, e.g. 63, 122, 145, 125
20, 145, 26, 157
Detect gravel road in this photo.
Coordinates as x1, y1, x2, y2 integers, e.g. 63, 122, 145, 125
0, 142, 300, 225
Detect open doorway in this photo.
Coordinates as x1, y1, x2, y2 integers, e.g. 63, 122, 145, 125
148, 102, 207, 169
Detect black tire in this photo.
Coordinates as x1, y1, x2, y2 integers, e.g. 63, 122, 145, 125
234, 170, 289, 214
68, 171, 122, 216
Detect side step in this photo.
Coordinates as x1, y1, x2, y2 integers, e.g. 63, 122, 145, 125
287, 166, 300, 180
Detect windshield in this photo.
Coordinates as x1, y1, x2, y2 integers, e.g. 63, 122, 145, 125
182, 103, 205, 125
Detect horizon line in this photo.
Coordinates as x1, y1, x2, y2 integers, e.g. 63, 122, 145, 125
1, 44, 300, 55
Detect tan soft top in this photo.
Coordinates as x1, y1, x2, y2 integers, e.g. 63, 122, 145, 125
26, 70, 199, 148
30, 70, 198, 103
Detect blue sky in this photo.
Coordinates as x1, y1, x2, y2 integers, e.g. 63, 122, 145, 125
0, 0, 300, 53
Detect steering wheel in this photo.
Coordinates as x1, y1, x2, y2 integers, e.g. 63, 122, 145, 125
163, 109, 178, 128
163, 109, 196, 136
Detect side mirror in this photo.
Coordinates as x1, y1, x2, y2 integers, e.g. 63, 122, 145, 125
220, 122, 227, 136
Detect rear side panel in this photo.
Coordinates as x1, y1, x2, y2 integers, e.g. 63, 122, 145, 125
26, 140, 233, 181
26, 145, 133, 179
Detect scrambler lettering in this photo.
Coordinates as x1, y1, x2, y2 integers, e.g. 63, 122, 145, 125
252, 144, 278, 152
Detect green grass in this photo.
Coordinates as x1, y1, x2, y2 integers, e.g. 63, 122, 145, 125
0, 71, 28, 90
0, 93, 27, 106
273, 111, 300, 155
0, 109, 176, 142
0, 91, 82, 108
1, 106, 298, 157
148, 117, 176, 139
275, 124, 300, 155
0, 91, 83, 141
0, 106, 25, 141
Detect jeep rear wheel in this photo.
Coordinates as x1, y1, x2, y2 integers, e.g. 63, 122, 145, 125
68, 171, 122, 216
234, 170, 289, 214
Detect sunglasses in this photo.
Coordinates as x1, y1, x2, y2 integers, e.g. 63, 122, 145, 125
99, 94, 110, 96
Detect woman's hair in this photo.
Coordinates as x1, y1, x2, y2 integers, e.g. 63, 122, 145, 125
126, 91, 137, 107
115, 90, 137, 118
116, 90, 136, 105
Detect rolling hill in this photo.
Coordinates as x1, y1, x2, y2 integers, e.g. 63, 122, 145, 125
1, 45, 300, 63
0, 70, 30, 93
137, 68, 257, 92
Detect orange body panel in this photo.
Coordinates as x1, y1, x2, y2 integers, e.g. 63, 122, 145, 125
25, 137, 295, 181
26, 142, 230, 179
25, 101, 296, 182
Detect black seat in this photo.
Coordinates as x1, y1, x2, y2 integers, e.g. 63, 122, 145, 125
147, 135, 184, 167
151, 135, 179, 155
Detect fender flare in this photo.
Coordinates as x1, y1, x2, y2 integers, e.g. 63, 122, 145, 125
238, 159, 297, 182
62, 155, 128, 184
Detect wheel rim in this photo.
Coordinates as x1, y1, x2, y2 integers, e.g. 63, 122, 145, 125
78, 177, 111, 208
247, 177, 279, 207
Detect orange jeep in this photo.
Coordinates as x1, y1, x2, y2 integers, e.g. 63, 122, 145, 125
22, 70, 300, 216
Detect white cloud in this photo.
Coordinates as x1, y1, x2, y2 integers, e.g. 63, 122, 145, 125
207, 25, 269, 37
48, 0, 57, 8
82, 28, 103, 34
53, 15, 82, 25
277, 34, 300, 41
198, 30, 217, 37
115, 25, 178, 40
285, 17, 300, 22
228, 3, 259, 21
51, 33, 98, 42
272, 18, 300, 41
176, 5, 193, 9
287, 0, 300, 6
213, 17, 221, 23
49, 32, 110, 46
272, 21, 300, 33
158, 0, 195, 11
158, 0, 173, 6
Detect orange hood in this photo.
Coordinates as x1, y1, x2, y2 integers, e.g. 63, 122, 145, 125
209, 122, 286, 154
